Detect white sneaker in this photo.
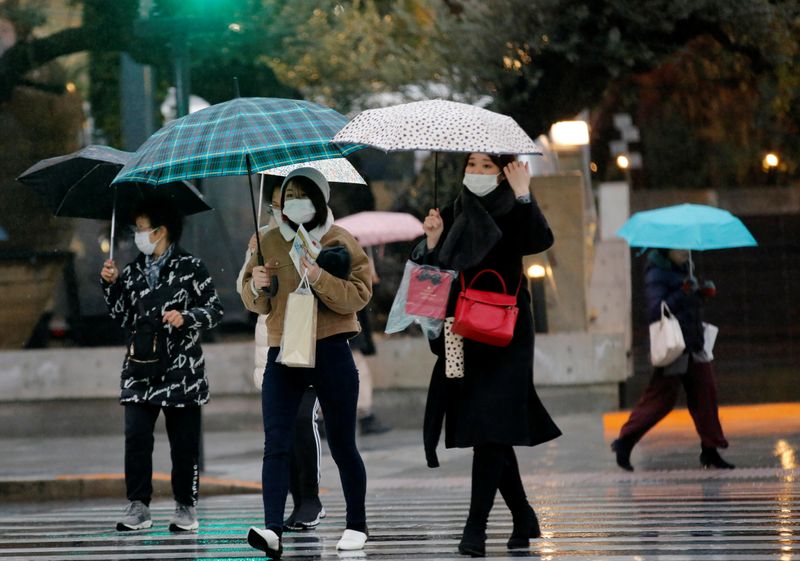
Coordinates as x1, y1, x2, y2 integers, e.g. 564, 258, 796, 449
336, 529, 368, 551
247, 527, 282, 558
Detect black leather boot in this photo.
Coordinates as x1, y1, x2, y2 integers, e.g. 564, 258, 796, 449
458, 520, 486, 557
611, 439, 635, 472
507, 506, 541, 549
700, 446, 735, 469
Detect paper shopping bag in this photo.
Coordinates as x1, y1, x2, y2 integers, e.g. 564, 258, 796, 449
279, 273, 318, 368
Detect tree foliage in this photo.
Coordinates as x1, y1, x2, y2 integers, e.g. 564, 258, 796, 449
2, 0, 799, 186
266, 0, 448, 113
442, 0, 797, 136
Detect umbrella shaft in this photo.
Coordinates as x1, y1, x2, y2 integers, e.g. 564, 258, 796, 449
246, 155, 264, 266
110, 186, 117, 261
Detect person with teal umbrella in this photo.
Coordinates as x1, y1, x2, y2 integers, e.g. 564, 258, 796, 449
611, 247, 733, 471
611, 204, 755, 471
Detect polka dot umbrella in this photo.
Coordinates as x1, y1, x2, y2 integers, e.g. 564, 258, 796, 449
333, 99, 541, 206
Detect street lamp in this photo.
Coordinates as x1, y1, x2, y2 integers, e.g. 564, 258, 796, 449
550, 120, 590, 147
549, 115, 594, 222
763, 152, 779, 185
616, 153, 633, 186
525, 263, 548, 333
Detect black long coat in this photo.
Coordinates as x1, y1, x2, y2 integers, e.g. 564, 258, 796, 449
102, 246, 223, 407
415, 189, 562, 466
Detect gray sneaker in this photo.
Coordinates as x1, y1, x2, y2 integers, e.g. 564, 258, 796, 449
169, 503, 199, 532
116, 501, 152, 531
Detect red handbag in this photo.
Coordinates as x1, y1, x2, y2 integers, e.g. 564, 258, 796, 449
452, 270, 520, 347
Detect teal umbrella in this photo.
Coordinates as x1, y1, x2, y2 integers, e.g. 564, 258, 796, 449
112, 97, 361, 185
112, 97, 363, 265
617, 204, 757, 251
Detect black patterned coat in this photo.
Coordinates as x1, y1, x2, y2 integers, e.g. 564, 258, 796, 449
102, 246, 223, 406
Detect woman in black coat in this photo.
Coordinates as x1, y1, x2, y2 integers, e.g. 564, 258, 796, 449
101, 199, 223, 533
415, 152, 561, 557
611, 248, 733, 471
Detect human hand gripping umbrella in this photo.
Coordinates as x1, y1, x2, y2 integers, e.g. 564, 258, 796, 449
112, 97, 363, 270
17, 145, 211, 260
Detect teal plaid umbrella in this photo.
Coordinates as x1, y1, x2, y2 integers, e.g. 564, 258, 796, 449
112, 97, 361, 185
112, 97, 363, 265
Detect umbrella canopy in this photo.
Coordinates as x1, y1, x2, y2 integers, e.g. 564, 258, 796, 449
17, 145, 211, 220
617, 204, 757, 250
333, 99, 541, 155
113, 97, 363, 186
334, 211, 424, 247
259, 157, 366, 186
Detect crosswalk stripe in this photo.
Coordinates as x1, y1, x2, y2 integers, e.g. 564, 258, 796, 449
0, 475, 797, 560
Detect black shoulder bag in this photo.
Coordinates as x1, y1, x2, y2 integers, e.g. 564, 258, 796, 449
126, 301, 168, 380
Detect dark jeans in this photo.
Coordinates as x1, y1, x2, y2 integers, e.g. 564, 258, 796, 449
262, 337, 366, 533
124, 403, 201, 506
466, 443, 530, 528
619, 359, 728, 448
290, 388, 322, 506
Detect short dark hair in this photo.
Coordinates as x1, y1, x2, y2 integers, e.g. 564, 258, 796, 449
132, 198, 184, 244
280, 175, 327, 230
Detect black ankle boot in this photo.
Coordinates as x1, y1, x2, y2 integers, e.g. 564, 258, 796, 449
458, 521, 486, 557
700, 446, 735, 469
507, 506, 541, 549
611, 439, 635, 472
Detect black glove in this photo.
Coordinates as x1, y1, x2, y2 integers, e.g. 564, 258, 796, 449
316, 246, 351, 279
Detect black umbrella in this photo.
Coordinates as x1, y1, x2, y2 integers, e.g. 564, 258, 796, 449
17, 145, 211, 259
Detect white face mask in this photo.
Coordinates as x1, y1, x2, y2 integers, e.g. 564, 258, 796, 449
283, 198, 317, 224
271, 206, 284, 225
134, 228, 160, 256
463, 173, 499, 197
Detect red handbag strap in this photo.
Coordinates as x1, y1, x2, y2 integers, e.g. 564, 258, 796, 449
460, 269, 523, 296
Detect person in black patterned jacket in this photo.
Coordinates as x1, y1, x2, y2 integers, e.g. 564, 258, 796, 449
100, 198, 223, 533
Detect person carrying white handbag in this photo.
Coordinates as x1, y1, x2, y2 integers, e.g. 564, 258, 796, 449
611, 248, 733, 471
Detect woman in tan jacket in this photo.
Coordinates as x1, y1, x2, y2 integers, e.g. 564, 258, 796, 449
241, 167, 372, 559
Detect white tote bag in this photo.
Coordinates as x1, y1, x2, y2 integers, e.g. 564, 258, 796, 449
649, 302, 686, 367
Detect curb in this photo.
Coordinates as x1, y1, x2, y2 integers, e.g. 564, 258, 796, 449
0, 472, 261, 502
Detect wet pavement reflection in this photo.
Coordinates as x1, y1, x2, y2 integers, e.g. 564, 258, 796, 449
0, 468, 798, 560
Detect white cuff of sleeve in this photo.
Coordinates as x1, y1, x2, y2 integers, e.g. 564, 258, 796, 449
249, 278, 260, 298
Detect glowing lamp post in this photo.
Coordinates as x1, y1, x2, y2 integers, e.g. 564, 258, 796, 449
763, 153, 779, 185
549, 117, 594, 221
526, 263, 548, 333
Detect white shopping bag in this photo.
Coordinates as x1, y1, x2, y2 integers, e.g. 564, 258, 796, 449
701, 322, 719, 361
649, 301, 686, 367
278, 272, 318, 368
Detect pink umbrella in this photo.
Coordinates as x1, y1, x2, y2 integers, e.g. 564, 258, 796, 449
335, 211, 424, 247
